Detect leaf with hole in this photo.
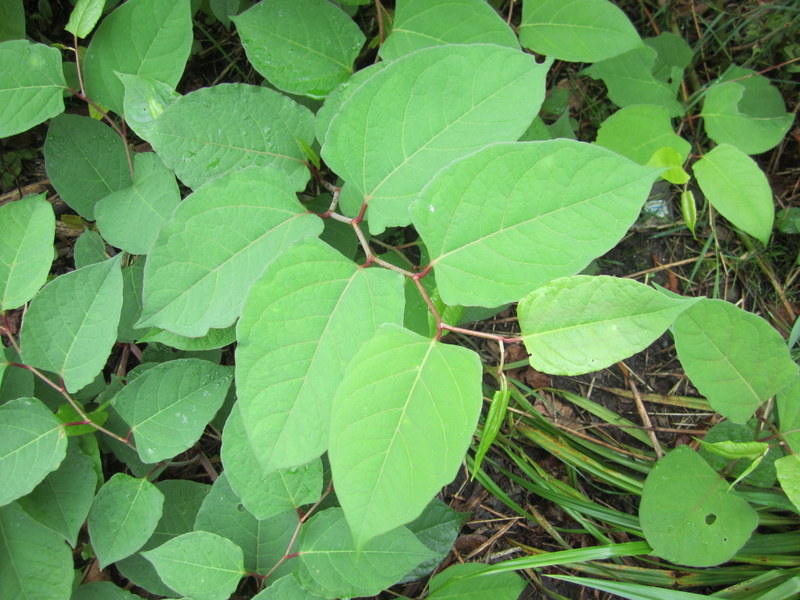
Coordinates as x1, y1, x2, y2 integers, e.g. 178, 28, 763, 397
138, 166, 322, 337
0, 193, 54, 311
142, 531, 245, 600
639, 446, 758, 567
235, 239, 404, 474
87, 473, 165, 567
321, 43, 549, 233
329, 324, 482, 546
21, 255, 123, 393
412, 140, 658, 307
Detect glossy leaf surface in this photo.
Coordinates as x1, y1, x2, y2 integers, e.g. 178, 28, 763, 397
413, 140, 657, 307
329, 324, 482, 546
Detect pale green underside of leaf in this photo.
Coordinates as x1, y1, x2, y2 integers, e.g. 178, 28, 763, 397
0, 502, 73, 600
43, 113, 133, 220
296, 508, 437, 598
519, 0, 642, 63
87, 473, 165, 568
596, 104, 691, 165
692, 143, 774, 245
0, 193, 54, 310
95, 152, 180, 255
0, 40, 66, 137
143, 531, 245, 600
236, 239, 405, 473
112, 359, 233, 463
639, 446, 758, 566
702, 66, 793, 155
321, 43, 550, 233
427, 563, 527, 600
222, 403, 324, 520
412, 140, 658, 308
329, 324, 482, 547
519, 276, 698, 375
672, 298, 798, 424
379, 0, 519, 61
234, 0, 365, 98
83, 0, 192, 115
0, 397, 67, 507
147, 83, 315, 191
138, 166, 323, 337
21, 255, 123, 393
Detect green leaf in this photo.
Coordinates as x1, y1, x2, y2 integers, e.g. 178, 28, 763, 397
321, 43, 549, 233
142, 531, 245, 600
66, 0, 106, 38
0, 193, 54, 310
776, 454, 800, 513
118, 259, 148, 343
95, 152, 180, 255
0, 502, 73, 600
639, 446, 758, 567
596, 104, 690, 165
645, 32, 693, 85
74, 229, 108, 269
672, 298, 797, 423
0, 347, 34, 403
194, 474, 298, 576
83, 0, 192, 115
21, 255, 123, 393
118, 72, 180, 139
647, 147, 690, 185
72, 581, 144, 600
698, 420, 779, 488
112, 358, 232, 463
138, 325, 236, 350
88, 473, 165, 568
518, 276, 698, 375
43, 114, 132, 220
329, 324, 482, 546
519, 0, 641, 63
235, 239, 404, 473
138, 166, 322, 337
0, 40, 66, 137
17, 440, 96, 546
778, 376, 800, 453
680, 189, 697, 235
253, 575, 326, 600
583, 45, 684, 117
147, 83, 315, 191
692, 143, 774, 245
222, 403, 324, 520
702, 65, 793, 155
412, 140, 658, 307
295, 508, 436, 598
380, 0, 519, 61
117, 479, 210, 597
0, 397, 67, 507
427, 563, 527, 600
0, 0, 25, 42
402, 499, 469, 582
234, 0, 365, 98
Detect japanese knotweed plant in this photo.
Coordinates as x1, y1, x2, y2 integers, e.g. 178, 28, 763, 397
0, 0, 798, 598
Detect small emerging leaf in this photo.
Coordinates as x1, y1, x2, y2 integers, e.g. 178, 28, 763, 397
66, 0, 106, 38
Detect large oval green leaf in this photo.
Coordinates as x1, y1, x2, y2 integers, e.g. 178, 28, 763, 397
519, 276, 698, 375
234, 0, 365, 98
640, 446, 758, 567
142, 531, 245, 600
692, 144, 774, 245
235, 239, 404, 473
519, 0, 642, 63
672, 298, 798, 424
0, 193, 54, 311
43, 114, 133, 220
412, 140, 658, 307
137, 166, 322, 337
21, 255, 123, 393
0, 397, 67, 507
112, 359, 233, 463
329, 324, 482, 547
321, 43, 549, 233
87, 473, 165, 568
83, 0, 192, 115
295, 508, 436, 598
379, 0, 519, 61
0, 40, 66, 137
147, 83, 315, 191
0, 502, 73, 600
